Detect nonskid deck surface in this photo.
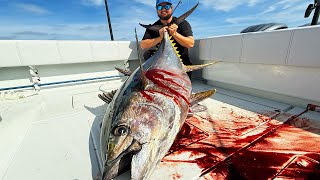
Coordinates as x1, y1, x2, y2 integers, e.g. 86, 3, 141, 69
0, 79, 319, 180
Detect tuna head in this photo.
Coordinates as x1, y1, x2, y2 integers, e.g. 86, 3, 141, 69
101, 90, 180, 180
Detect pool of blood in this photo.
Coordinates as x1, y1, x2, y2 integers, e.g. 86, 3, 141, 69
161, 111, 320, 179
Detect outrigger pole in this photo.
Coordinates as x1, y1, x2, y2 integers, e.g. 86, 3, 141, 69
104, 0, 114, 40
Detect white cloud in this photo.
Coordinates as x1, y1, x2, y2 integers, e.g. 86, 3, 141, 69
1, 0, 159, 41
81, 0, 155, 7
200, 0, 264, 12
0, 15, 156, 41
225, 16, 257, 24
133, 0, 155, 7
82, 0, 104, 6
277, 0, 304, 9
0, 24, 109, 40
260, 0, 305, 14
112, 15, 157, 40
260, 6, 276, 14
195, 0, 310, 37
225, 1, 309, 27
16, 3, 50, 15
248, 0, 261, 6
267, 3, 309, 24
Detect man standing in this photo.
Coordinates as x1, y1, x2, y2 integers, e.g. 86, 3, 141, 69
140, 0, 195, 77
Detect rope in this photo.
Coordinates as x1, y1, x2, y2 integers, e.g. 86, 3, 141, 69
0, 89, 39, 101
0, 91, 25, 101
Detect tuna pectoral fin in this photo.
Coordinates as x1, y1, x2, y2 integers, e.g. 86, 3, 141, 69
139, 23, 164, 32
183, 61, 220, 72
115, 67, 132, 76
131, 142, 160, 180
190, 89, 216, 106
98, 90, 117, 104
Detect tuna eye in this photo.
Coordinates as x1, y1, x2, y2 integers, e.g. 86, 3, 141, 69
113, 125, 129, 136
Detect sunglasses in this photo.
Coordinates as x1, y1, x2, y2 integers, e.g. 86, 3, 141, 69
157, 4, 171, 10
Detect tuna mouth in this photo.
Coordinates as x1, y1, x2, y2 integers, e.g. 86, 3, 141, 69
102, 140, 142, 180
103, 152, 133, 179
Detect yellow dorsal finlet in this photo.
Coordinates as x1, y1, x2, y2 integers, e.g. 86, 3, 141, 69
168, 35, 183, 62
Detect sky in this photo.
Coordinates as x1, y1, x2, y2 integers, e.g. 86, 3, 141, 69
0, 0, 315, 41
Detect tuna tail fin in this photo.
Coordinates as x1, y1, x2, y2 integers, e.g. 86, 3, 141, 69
135, 28, 148, 88
175, 2, 199, 25
139, 2, 199, 32
139, 24, 164, 32
183, 61, 220, 72
190, 89, 216, 106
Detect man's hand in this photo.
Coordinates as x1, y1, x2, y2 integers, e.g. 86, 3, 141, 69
159, 26, 168, 39
141, 26, 168, 49
168, 23, 178, 36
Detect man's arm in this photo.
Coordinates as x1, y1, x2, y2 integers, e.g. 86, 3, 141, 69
140, 37, 162, 49
172, 33, 194, 48
168, 23, 194, 48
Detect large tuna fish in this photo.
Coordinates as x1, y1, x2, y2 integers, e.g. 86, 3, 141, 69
99, 3, 217, 180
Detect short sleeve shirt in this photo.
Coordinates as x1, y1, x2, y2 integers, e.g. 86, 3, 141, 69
142, 17, 193, 65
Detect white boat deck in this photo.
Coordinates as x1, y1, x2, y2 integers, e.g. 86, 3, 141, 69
0, 79, 122, 180
1, 78, 319, 180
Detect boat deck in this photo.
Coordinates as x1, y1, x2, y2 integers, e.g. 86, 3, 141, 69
0, 79, 319, 180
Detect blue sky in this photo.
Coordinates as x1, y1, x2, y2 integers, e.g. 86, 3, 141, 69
0, 0, 314, 41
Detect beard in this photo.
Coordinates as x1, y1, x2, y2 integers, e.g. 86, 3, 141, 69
158, 12, 172, 20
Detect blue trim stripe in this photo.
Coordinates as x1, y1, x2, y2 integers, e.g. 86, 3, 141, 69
0, 75, 123, 91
